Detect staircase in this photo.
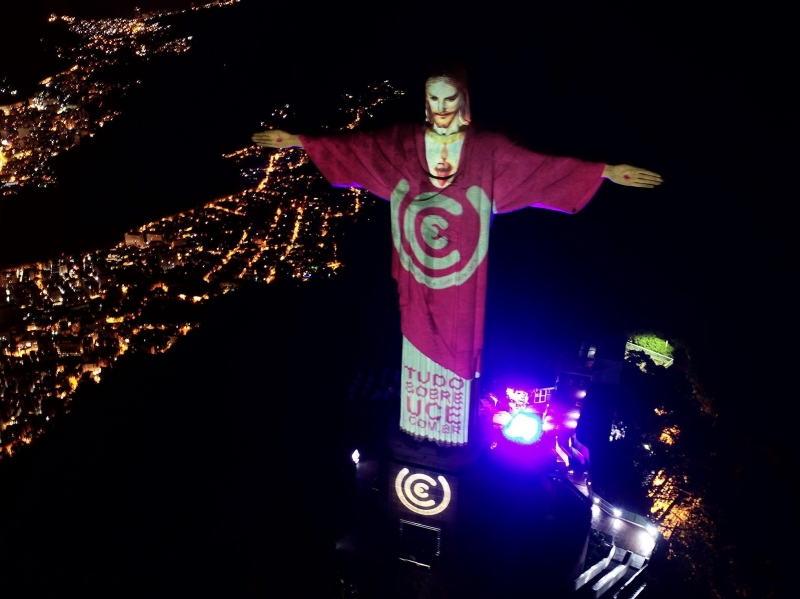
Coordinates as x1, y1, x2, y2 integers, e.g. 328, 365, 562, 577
573, 547, 648, 598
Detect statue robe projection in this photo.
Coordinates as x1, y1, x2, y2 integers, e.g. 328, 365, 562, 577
300, 124, 605, 445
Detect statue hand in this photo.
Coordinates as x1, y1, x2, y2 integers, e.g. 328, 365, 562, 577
603, 164, 663, 188
251, 129, 302, 148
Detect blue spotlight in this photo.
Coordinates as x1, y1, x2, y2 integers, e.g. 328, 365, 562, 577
502, 411, 543, 445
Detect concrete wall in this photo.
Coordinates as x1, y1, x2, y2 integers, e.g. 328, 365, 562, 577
591, 552, 631, 598
573, 544, 615, 592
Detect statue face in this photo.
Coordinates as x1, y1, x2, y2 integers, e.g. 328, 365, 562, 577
426, 79, 463, 130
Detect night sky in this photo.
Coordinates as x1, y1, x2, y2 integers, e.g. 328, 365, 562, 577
1, 1, 793, 596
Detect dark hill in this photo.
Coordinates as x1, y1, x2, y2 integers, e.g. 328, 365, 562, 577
0, 255, 399, 596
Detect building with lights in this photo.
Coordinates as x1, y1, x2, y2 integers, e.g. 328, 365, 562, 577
371, 336, 658, 597
124, 232, 146, 248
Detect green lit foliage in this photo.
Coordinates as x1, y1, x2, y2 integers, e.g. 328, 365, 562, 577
624, 348, 657, 374
629, 332, 674, 358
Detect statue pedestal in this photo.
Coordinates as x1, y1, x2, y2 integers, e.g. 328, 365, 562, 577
385, 428, 481, 474
379, 428, 591, 597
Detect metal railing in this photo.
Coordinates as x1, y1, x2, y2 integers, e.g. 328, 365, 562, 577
624, 342, 673, 368
555, 474, 593, 507
573, 544, 616, 592
592, 494, 655, 533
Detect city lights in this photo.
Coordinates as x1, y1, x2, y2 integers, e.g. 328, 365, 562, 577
1, 3, 240, 195
0, 8, 400, 459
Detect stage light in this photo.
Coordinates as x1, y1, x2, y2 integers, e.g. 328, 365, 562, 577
612, 508, 622, 518
502, 411, 543, 444
639, 530, 656, 553
492, 411, 512, 426
351, 449, 360, 464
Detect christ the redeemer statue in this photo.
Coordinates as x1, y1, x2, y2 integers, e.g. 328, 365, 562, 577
252, 63, 662, 446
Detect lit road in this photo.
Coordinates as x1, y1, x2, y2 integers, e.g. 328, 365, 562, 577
568, 470, 657, 558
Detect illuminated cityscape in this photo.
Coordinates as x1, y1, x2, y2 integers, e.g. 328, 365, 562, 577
0, 1, 238, 193
0, 2, 411, 459
0, 85, 414, 456
0, 0, 408, 459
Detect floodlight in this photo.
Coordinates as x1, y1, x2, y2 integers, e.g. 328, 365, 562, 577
502, 411, 543, 444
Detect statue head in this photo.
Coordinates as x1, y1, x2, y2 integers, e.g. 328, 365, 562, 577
425, 62, 471, 132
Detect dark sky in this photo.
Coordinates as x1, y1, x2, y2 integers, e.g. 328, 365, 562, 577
22, 0, 194, 18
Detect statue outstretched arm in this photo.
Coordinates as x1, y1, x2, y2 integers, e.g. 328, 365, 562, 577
602, 164, 663, 188
251, 129, 303, 149
491, 133, 663, 214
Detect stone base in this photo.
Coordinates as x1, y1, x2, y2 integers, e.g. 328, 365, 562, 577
386, 427, 481, 473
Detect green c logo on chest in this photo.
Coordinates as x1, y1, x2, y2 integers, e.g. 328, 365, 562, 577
390, 179, 491, 289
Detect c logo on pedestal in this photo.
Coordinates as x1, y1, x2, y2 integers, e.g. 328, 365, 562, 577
395, 467, 452, 516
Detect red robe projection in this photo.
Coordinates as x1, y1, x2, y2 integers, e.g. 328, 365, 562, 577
300, 123, 604, 444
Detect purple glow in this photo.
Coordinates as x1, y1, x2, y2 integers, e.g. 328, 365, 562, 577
506, 387, 530, 412
492, 412, 512, 426
502, 411, 543, 444
554, 439, 571, 467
